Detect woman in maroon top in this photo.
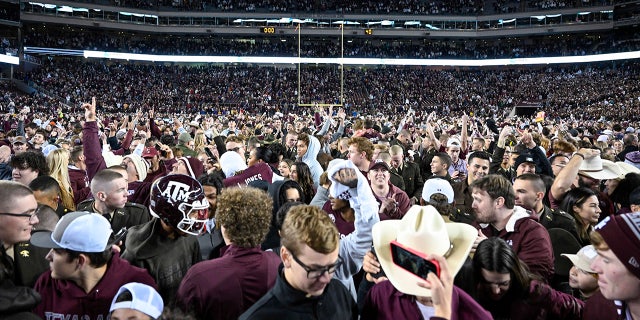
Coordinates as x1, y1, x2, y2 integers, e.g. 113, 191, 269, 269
459, 237, 584, 320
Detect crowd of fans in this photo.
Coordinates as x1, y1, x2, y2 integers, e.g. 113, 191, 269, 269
2, 43, 640, 319
10, 58, 639, 123
21, 25, 640, 59
61, 0, 612, 14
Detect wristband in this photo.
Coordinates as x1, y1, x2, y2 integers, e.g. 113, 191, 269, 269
573, 153, 585, 159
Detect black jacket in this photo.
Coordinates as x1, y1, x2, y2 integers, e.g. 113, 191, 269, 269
538, 205, 580, 242
10, 241, 50, 287
261, 180, 304, 250
0, 280, 41, 320
239, 265, 357, 320
392, 161, 424, 201
121, 218, 201, 305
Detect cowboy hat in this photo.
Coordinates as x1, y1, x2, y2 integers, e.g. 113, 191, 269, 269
616, 161, 640, 179
579, 157, 619, 180
372, 205, 476, 297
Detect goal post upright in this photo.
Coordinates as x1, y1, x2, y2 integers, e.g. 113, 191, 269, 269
296, 23, 345, 108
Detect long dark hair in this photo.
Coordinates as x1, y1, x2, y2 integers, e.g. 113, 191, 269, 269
472, 237, 536, 299
559, 187, 597, 241
254, 146, 278, 164
292, 162, 315, 204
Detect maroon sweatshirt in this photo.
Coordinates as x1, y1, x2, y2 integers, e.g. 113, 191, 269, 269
33, 253, 157, 320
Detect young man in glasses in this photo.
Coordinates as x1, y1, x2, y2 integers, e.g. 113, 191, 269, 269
0, 181, 49, 287
240, 205, 357, 319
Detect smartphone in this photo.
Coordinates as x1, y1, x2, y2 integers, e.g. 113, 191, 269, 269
204, 147, 215, 159
370, 246, 386, 279
112, 227, 128, 245
390, 240, 440, 279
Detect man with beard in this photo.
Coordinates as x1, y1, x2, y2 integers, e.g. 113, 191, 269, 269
470, 174, 554, 282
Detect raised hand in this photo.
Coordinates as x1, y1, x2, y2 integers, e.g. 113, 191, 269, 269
332, 168, 358, 188
84, 97, 97, 121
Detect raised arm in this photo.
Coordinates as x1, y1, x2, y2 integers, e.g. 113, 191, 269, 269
460, 113, 469, 152
328, 161, 380, 296
82, 97, 107, 181
550, 148, 600, 203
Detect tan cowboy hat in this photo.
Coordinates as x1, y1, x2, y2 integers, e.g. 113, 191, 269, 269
372, 205, 476, 297
579, 157, 619, 180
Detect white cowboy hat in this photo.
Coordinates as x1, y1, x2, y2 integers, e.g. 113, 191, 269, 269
615, 161, 640, 179
372, 205, 476, 297
579, 157, 619, 180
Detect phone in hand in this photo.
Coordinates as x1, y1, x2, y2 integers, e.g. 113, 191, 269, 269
390, 240, 440, 279
204, 147, 216, 159
112, 227, 128, 245
370, 246, 386, 279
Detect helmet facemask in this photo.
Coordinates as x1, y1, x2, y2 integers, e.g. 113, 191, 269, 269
176, 200, 209, 236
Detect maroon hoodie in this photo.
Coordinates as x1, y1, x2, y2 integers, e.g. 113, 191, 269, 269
223, 162, 273, 188
33, 253, 157, 320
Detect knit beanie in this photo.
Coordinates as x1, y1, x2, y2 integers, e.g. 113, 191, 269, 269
178, 157, 204, 179
595, 212, 640, 279
124, 154, 148, 181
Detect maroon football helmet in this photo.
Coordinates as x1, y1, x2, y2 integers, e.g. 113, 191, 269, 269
150, 174, 208, 235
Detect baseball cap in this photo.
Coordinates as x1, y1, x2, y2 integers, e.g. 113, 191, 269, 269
110, 283, 164, 319
30, 211, 112, 252
561, 245, 597, 273
514, 154, 536, 170
142, 146, 159, 159
625, 151, 640, 170
369, 159, 390, 171
446, 138, 461, 148
13, 136, 27, 145
422, 178, 454, 204
116, 129, 127, 140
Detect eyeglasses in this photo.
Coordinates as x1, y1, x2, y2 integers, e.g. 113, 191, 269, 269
0, 209, 38, 221
289, 249, 342, 279
228, 147, 242, 152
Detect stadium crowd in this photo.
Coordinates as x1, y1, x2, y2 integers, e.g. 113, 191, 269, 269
2, 52, 640, 319
22, 25, 640, 58
12, 58, 640, 123
59, 0, 612, 14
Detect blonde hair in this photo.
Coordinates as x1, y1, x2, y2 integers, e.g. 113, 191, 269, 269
281, 205, 339, 256
47, 148, 75, 211
193, 130, 207, 153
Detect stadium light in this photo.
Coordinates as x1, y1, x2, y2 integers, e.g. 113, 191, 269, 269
81, 50, 640, 66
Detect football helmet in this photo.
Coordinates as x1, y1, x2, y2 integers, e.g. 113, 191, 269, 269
150, 174, 208, 235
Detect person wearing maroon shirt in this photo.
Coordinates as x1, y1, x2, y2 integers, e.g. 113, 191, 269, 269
177, 187, 280, 320
67, 146, 90, 199
322, 195, 356, 238
30, 211, 157, 320
368, 159, 411, 221
361, 205, 487, 320
142, 146, 166, 183
470, 174, 555, 283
